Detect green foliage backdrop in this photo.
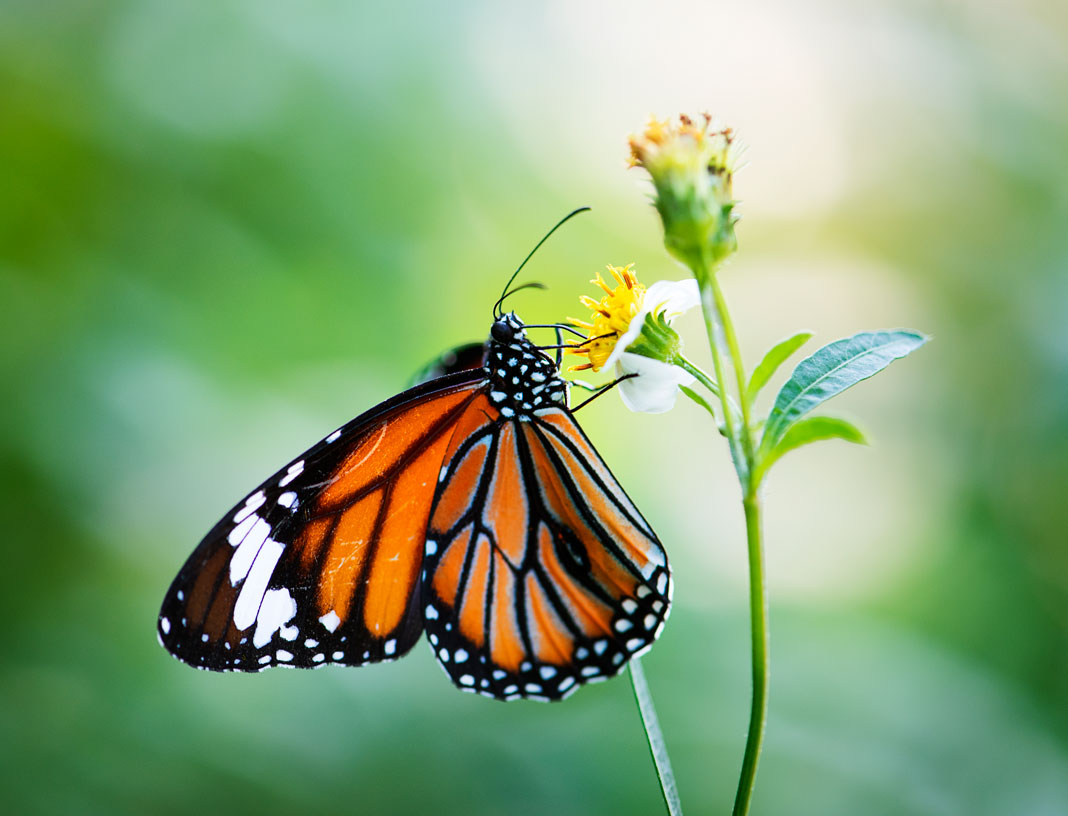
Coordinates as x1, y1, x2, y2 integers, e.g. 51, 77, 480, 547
2, 1, 1066, 813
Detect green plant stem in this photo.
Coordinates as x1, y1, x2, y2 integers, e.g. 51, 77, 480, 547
694, 260, 769, 816
630, 658, 684, 816
708, 276, 754, 461
696, 280, 747, 482
732, 491, 768, 816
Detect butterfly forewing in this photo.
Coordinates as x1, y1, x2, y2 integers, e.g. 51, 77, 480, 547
159, 310, 673, 702
158, 370, 484, 672
421, 404, 671, 701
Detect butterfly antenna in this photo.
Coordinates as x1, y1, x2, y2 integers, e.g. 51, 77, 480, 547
496, 281, 548, 312
493, 206, 591, 318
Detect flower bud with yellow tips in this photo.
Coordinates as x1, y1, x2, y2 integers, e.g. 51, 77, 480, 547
629, 114, 740, 279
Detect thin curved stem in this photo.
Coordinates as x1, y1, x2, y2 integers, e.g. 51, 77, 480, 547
630, 658, 684, 816
732, 492, 768, 816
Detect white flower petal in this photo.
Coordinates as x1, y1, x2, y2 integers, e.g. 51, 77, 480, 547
616, 352, 695, 414
605, 317, 644, 371
603, 279, 699, 371
643, 279, 700, 319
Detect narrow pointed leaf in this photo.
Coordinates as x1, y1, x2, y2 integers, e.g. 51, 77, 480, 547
746, 331, 813, 402
760, 330, 927, 455
756, 415, 867, 482
680, 385, 719, 423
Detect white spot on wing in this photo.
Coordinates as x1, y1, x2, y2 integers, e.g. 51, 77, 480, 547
325, 430, 342, 443
229, 517, 270, 585
277, 491, 297, 509
279, 460, 304, 487
226, 513, 258, 548
384, 639, 397, 656
233, 538, 285, 630
276, 649, 294, 662
160, 617, 170, 635
233, 491, 265, 524
252, 587, 297, 648
319, 610, 341, 632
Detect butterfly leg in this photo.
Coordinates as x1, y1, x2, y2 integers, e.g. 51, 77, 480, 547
569, 373, 639, 411
568, 378, 604, 393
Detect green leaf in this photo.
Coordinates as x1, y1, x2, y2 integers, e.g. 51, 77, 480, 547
746, 331, 813, 403
760, 329, 927, 455
680, 384, 718, 422
756, 415, 867, 481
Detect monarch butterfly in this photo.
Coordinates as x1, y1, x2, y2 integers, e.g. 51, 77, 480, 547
158, 224, 672, 702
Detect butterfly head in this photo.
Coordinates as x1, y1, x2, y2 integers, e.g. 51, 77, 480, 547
489, 311, 526, 345
485, 312, 568, 417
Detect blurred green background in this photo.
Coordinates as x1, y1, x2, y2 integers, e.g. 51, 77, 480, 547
2, 1, 1066, 814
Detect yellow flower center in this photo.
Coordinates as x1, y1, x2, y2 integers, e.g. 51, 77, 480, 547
569, 264, 645, 372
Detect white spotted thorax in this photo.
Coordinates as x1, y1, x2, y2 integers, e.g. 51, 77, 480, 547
485, 312, 569, 418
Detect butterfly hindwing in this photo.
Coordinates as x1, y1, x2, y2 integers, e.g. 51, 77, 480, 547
407, 341, 487, 387
157, 370, 485, 672
159, 310, 673, 702
422, 404, 671, 701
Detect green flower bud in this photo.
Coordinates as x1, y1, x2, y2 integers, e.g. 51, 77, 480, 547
629, 114, 740, 280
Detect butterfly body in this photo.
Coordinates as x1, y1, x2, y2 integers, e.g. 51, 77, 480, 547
159, 312, 670, 700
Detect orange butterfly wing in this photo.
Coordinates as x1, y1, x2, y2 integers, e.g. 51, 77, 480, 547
159, 314, 673, 700
157, 371, 484, 671
422, 405, 671, 700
